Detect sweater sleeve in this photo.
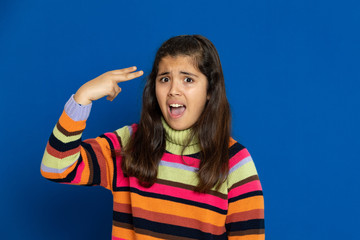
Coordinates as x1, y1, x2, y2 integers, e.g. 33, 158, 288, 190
226, 142, 265, 239
40, 94, 132, 191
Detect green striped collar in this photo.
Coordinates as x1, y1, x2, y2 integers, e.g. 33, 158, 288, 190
161, 118, 201, 155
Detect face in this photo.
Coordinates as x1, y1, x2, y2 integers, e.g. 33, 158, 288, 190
155, 55, 209, 130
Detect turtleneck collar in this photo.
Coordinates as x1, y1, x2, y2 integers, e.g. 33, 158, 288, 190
161, 118, 200, 155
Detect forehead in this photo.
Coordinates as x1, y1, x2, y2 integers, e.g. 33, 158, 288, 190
158, 55, 199, 72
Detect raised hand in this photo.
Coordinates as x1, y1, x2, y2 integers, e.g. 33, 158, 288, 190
74, 66, 144, 105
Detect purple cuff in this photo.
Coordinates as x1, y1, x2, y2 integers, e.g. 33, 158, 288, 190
64, 94, 92, 121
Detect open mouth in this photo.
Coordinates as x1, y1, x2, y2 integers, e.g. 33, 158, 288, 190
168, 104, 186, 118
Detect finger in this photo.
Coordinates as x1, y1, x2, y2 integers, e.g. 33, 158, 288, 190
107, 94, 116, 101
114, 70, 144, 83
111, 66, 138, 75
113, 90, 121, 99
106, 89, 116, 101
110, 86, 123, 101
115, 86, 122, 93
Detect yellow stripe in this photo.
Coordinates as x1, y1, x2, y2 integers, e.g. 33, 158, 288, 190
227, 161, 258, 187
114, 126, 131, 147
158, 165, 198, 186
42, 149, 80, 169
53, 124, 82, 143
158, 165, 228, 194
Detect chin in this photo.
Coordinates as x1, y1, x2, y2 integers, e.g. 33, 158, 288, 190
166, 120, 189, 131
169, 123, 186, 131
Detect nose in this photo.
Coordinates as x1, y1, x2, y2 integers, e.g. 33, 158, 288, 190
168, 79, 181, 96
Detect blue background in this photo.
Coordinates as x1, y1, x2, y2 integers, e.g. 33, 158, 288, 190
1, 0, 359, 239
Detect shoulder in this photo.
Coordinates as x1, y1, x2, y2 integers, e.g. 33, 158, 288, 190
228, 137, 252, 170
114, 124, 138, 137
110, 123, 138, 148
228, 137, 247, 159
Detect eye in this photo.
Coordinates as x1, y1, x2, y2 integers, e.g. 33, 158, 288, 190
184, 77, 193, 83
160, 77, 170, 82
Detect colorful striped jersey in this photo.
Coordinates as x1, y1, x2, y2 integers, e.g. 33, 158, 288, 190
41, 95, 265, 239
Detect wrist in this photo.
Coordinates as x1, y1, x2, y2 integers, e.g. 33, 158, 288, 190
74, 92, 92, 105
65, 94, 92, 121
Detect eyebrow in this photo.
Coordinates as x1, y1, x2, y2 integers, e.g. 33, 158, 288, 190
157, 71, 199, 77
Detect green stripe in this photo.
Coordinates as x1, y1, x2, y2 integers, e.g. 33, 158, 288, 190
158, 165, 228, 194
53, 125, 82, 143
114, 126, 131, 147
42, 150, 80, 169
227, 161, 258, 187
165, 142, 201, 155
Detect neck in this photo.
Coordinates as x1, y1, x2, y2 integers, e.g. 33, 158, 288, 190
161, 118, 200, 155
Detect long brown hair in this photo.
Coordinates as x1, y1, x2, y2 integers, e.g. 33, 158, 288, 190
122, 35, 231, 193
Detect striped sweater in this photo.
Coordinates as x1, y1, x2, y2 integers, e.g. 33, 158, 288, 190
41, 95, 265, 240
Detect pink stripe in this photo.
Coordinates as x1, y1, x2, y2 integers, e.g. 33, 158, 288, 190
228, 180, 262, 199
161, 153, 200, 168
112, 236, 126, 240
104, 132, 121, 149
129, 177, 227, 210
104, 132, 124, 187
130, 123, 138, 133
70, 161, 85, 184
229, 148, 250, 168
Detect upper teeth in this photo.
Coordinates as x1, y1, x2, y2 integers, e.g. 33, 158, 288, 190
170, 104, 183, 107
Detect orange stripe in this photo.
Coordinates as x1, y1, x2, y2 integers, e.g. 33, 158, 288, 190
96, 136, 115, 189
41, 159, 77, 179
58, 110, 86, 132
113, 202, 226, 236
228, 195, 264, 215
229, 137, 237, 147
112, 225, 135, 239
113, 192, 132, 204
228, 234, 265, 240
129, 192, 226, 226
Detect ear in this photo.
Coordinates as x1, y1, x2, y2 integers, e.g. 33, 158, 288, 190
206, 94, 210, 100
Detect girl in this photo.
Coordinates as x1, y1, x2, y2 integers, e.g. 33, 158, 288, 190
41, 35, 265, 239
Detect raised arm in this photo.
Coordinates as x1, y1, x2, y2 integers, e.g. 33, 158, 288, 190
40, 67, 143, 190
